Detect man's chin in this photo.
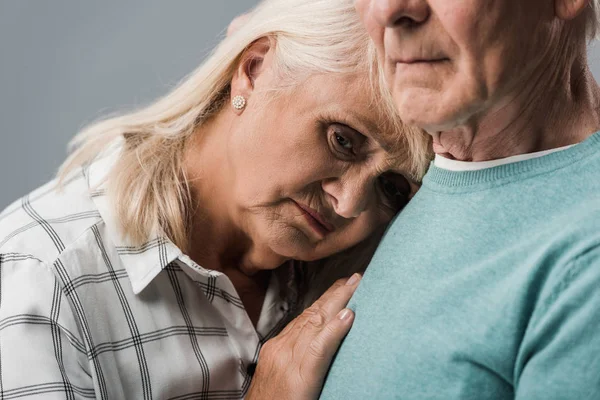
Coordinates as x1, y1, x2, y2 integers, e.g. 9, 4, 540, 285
393, 91, 462, 133
393, 89, 433, 126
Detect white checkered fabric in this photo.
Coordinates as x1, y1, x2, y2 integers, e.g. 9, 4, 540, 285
0, 155, 292, 399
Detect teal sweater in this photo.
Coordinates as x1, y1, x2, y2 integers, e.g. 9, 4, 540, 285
320, 132, 600, 399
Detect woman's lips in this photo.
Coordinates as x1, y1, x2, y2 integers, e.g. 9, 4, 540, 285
293, 201, 335, 237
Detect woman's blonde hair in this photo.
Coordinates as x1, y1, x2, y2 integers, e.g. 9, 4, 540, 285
586, 0, 600, 40
59, 0, 432, 309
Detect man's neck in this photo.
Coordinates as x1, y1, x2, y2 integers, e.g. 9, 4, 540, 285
432, 52, 600, 162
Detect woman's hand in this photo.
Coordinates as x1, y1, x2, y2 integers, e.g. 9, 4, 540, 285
246, 273, 361, 400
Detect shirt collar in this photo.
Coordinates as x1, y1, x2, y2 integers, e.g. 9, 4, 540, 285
85, 145, 183, 294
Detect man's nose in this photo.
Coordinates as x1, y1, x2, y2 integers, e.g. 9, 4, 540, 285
370, 0, 429, 28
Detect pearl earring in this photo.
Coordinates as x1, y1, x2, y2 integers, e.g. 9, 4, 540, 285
232, 95, 247, 110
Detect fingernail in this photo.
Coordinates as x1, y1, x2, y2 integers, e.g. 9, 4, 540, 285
346, 273, 361, 286
338, 308, 352, 321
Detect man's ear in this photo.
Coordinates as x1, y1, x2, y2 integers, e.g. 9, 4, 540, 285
230, 37, 274, 107
555, 0, 590, 20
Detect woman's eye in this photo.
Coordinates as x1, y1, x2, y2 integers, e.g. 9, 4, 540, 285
378, 173, 411, 211
328, 123, 362, 158
335, 133, 353, 150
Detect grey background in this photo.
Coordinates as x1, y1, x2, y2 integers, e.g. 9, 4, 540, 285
0, 1, 598, 209
0, 1, 258, 209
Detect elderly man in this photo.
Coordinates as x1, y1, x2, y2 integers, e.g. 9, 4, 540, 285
247, 0, 600, 398
317, 0, 600, 398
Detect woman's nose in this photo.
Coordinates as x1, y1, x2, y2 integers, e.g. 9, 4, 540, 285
322, 176, 371, 219
370, 0, 430, 28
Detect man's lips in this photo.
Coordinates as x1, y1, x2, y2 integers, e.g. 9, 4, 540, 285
293, 201, 335, 236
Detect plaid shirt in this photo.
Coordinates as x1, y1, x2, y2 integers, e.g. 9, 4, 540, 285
0, 154, 292, 399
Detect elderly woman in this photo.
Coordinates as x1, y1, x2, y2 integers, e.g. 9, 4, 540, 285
0, 0, 431, 398
307, 0, 600, 399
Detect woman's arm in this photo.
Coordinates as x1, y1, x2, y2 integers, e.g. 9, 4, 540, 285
0, 254, 94, 398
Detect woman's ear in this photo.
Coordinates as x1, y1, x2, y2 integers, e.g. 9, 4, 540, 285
555, 0, 590, 20
230, 37, 274, 113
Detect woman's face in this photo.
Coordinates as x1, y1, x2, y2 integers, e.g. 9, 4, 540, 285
227, 72, 415, 264
355, 0, 554, 131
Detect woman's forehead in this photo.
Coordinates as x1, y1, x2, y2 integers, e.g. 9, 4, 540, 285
299, 73, 401, 140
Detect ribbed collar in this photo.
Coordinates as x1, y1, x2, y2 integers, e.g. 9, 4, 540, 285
423, 131, 600, 193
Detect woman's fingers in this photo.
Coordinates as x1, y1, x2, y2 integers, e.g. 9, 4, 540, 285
296, 273, 361, 335
295, 276, 360, 389
278, 273, 361, 341
290, 274, 360, 395
305, 307, 354, 374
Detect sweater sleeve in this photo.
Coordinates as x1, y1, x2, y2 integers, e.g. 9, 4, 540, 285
515, 246, 600, 400
0, 253, 95, 399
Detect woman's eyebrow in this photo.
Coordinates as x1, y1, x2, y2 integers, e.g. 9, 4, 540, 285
345, 112, 393, 152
